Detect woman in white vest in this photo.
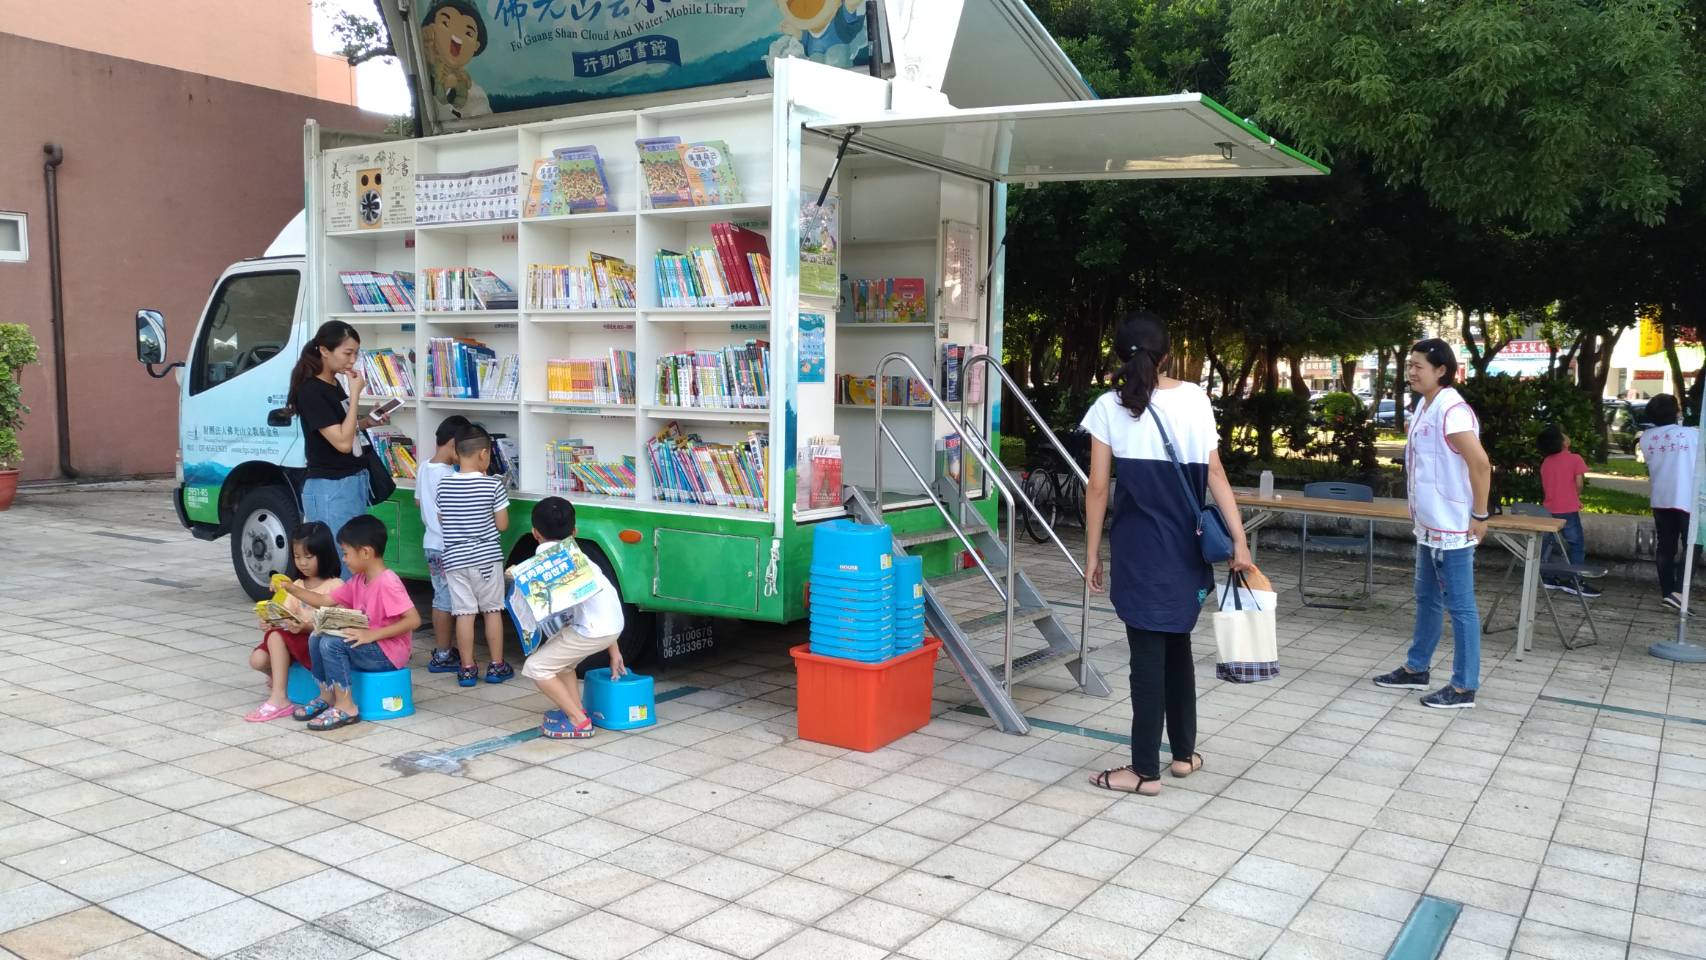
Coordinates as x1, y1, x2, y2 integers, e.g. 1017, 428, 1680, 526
1373, 339, 1493, 709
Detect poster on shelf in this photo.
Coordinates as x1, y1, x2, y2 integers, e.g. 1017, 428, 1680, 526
798, 312, 826, 384
940, 220, 980, 321
324, 144, 418, 232
799, 191, 840, 300
411, 0, 873, 123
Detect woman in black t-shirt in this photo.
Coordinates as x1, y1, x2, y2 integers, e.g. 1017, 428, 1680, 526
289, 321, 387, 576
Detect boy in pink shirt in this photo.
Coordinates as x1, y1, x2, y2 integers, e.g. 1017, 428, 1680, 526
1538, 424, 1597, 598
281, 514, 421, 730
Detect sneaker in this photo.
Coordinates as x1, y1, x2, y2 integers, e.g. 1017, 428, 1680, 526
1373, 666, 1430, 689
1548, 582, 1581, 596
1577, 583, 1602, 599
1420, 685, 1476, 710
486, 661, 514, 684
1664, 593, 1684, 611
458, 664, 479, 688
427, 649, 458, 673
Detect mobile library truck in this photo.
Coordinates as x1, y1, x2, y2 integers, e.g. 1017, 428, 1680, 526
132, 0, 1322, 731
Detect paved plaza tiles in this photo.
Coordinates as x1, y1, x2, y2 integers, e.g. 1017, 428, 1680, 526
0, 481, 1702, 959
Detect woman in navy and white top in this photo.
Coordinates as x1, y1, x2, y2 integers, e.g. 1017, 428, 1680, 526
1081, 311, 1251, 796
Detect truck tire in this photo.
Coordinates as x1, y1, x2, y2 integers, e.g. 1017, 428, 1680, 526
231, 486, 300, 600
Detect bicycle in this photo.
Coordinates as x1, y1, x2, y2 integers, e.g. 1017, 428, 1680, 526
1019, 430, 1091, 543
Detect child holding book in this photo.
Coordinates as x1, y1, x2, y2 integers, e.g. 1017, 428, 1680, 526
417, 414, 471, 674
1537, 424, 1598, 598
280, 515, 421, 731
517, 497, 625, 739
246, 522, 343, 722
439, 424, 512, 686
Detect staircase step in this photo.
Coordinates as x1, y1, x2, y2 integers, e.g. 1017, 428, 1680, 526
956, 604, 1050, 636
1007, 644, 1096, 684
928, 564, 1010, 588
895, 524, 987, 550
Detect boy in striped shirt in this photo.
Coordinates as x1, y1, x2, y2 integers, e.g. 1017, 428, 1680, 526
439, 424, 513, 686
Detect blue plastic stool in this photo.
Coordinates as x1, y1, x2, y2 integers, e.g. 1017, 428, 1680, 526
285, 663, 414, 720
584, 668, 656, 730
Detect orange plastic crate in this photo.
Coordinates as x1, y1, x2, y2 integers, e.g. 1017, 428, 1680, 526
790, 638, 940, 752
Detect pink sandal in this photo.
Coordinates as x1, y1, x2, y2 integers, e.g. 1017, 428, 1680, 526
245, 702, 294, 723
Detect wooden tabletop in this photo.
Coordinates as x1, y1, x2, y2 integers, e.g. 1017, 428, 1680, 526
1233, 491, 1564, 534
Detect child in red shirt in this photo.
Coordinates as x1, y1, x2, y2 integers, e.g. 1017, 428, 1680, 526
1538, 424, 1597, 598
281, 515, 421, 730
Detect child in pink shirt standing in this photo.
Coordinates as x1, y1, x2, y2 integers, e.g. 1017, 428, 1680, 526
1537, 424, 1597, 598
280, 514, 421, 730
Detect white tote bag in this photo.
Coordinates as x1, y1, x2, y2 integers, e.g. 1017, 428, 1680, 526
1214, 568, 1279, 683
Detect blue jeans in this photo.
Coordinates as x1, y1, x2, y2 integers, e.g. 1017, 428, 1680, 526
1405, 544, 1481, 691
1542, 511, 1585, 569
302, 472, 370, 578
425, 548, 451, 612
308, 631, 395, 694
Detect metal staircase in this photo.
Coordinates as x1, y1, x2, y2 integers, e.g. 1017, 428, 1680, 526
843, 352, 1109, 734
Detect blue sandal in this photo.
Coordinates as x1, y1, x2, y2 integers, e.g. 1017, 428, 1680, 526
292, 698, 329, 722
541, 710, 594, 740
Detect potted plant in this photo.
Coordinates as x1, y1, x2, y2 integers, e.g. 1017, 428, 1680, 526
0, 323, 40, 510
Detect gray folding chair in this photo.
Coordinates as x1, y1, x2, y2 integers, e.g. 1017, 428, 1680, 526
1300, 481, 1376, 609
1482, 503, 1602, 649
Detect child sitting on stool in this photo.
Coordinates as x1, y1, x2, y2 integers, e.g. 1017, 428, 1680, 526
520, 496, 625, 739
280, 515, 421, 731
246, 522, 343, 723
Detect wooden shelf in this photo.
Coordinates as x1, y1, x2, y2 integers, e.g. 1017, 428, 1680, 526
419, 312, 519, 325
526, 402, 636, 417
524, 211, 636, 228
421, 397, 520, 409
641, 202, 770, 223
329, 313, 416, 325
326, 225, 414, 238
527, 310, 636, 323
415, 218, 517, 235
643, 307, 770, 322
643, 405, 769, 423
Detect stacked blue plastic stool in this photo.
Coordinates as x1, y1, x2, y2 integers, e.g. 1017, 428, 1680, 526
809, 520, 896, 662
893, 555, 925, 653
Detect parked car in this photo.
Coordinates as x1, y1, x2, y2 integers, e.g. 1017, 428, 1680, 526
1373, 398, 1397, 426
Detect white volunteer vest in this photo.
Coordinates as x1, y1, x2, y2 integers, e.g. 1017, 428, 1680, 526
1406, 386, 1477, 536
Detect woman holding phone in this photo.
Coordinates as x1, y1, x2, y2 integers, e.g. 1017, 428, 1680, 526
1081, 311, 1251, 796
288, 320, 388, 577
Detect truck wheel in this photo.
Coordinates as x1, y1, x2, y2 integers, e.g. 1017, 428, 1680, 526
231, 486, 300, 600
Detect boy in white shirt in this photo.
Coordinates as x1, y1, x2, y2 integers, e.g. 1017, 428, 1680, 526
519, 496, 626, 739
417, 415, 470, 673
1640, 394, 1697, 610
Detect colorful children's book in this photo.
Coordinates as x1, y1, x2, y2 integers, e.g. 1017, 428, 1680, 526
523, 157, 558, 218
551, 145, 612, 214
677, 140, 743, 206
506, 540, 609, 655
637, 137, 692, 209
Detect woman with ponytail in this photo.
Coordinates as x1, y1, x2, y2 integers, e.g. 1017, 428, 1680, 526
1081, 311, 1251, 796
290, 320, 386, 577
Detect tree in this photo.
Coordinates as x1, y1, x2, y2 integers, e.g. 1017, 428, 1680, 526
1228, 0, 1696, 234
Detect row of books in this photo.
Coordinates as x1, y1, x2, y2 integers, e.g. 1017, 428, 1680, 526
339, 271, 416, 313
360, 349, 416, 399
648, 423, 769, 512
837, 374, 931, 408
656, 342, 770, 410
654, 223, 771, 308
368, 430, 418, 480
420, 268, 518, 312
546, 440, 637, 499
493, 434, 521, 490
416, 166, 522, 224
847, 278, 929, 324
546, 351, 638, 405
941, 342, 989, 403
527, 255, 637, 311
425, 337, 520, 400
525, 146, 613, 218
639, 138, 743, 209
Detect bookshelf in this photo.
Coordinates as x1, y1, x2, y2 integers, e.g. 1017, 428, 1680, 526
317, 92, 992, 521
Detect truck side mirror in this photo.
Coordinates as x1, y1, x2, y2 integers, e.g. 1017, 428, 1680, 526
136, 309, 167, 365
136, 309, 183, 379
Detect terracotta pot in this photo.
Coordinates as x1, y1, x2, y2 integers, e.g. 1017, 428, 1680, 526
0, 469, 16, 511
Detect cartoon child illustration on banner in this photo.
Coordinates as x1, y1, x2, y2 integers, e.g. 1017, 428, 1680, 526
420, 0, 492, 120
767, 0, 871, 74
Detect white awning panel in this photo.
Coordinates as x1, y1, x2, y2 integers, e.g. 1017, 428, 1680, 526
810, 93, 1326, 182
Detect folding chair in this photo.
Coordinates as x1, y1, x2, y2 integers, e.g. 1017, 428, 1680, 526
1299, 481, 1376, 609
1482, 503, 1602, 649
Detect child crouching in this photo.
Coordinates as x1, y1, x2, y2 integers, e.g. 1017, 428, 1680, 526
246, 522, 343, 722
280, 515, 421, 731
520, 497, 626, 739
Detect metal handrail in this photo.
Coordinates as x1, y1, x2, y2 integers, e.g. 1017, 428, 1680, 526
958, 352, 1093, 681
875, 351, 1025, 688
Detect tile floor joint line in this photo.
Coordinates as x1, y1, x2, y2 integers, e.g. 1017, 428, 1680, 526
387, 683, 703, 775
1385, 896, 1463, 960
952, 703, 1142, 747
1537, 693, 1706, 727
